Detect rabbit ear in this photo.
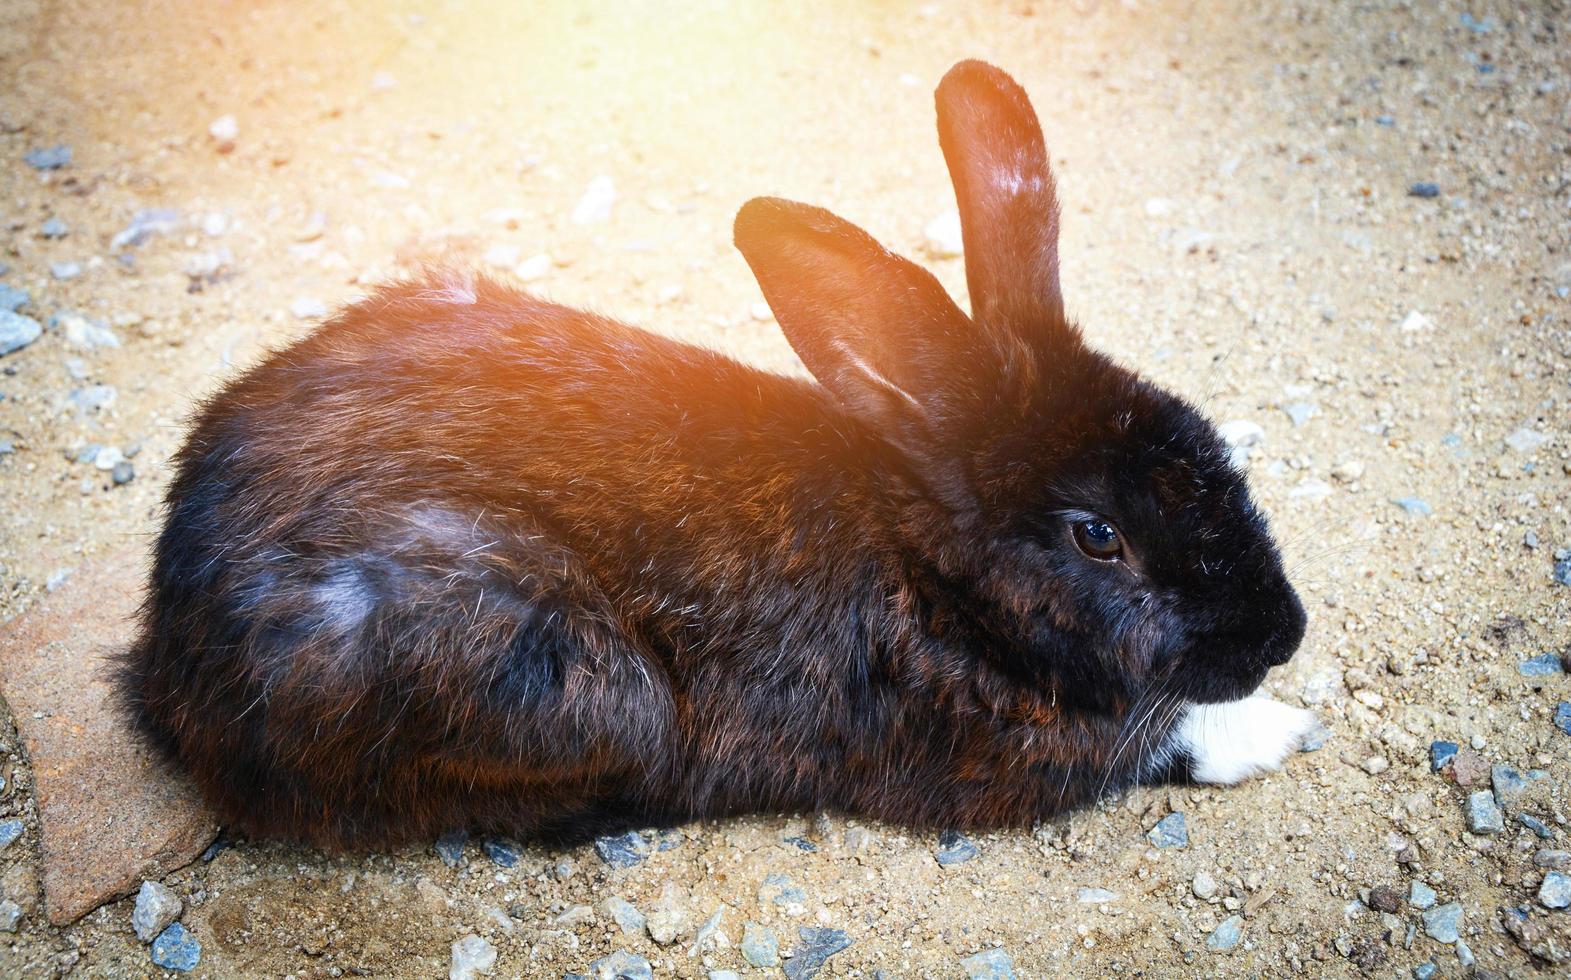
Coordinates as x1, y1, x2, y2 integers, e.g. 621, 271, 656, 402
935, 60, 1065, 333
733, 197, 982, 475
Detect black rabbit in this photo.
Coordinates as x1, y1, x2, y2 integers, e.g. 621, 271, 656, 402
120, 60, 1313, 849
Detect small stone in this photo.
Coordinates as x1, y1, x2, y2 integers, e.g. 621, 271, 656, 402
151, 923, 201, 972
1422, 902, 1463, 944
1556, 703, 1571, 735
39, 217, 68, 239
1536, 850, 1571, 870
555, 904, 594, 927
935, 830, 979, 866
112, 208, 182, 249
1217, 419, 1265, 452
1540, 872, 1571, 909
1491, 764, 1531, 809
434, 829, 467, 867
1399, 310, 1434, 333
588, 950, 651, 980
482, 837, 520, 868
1299, 721, 1329, 752
1192, 872, 1219, 900
1368, 885, 1403, 913
1519, 653, 1564, 676
1429, 741, 1459, 771
0, 283, 29, 312
1520, 814, 1555, 839
0, 820, 22, 850
1206, 915, 1243, 951
290, 297, 328, 320
514, 253, 552, 282
741, 922, 779, 967
1362, 755, 1390, 775
25, 144, 71, 170
1505, 427, 1551, 454
111, 460, 135, 486
131, 880, 182, 942
571, 175, 616, 224
960, 947, 1016, 980
1290, 478, 1332, 501
1408, 182, 1440, 198
599, 896, 645, 935
1331, 459, 1365, 482
0, 311, 42, 356
781, 835, 818, 852
450, 934, 496, 980
1555, 559, 1571, 588
1455, 940, 1474, 967
50, 261, 82, 280
1391, 496, 1432, 516
1281, 401, 1316, 427
708, 973, 740, 980
201, 212, 228, 236
1413, 963, 1437, 980
923, 209, 964, 258
208, 115, 239, 150
594, 831, 649, 868
0, 900, 19, 932
1449, 748, 1489, 788
784, 926, 851, 980
553, 857, 575, 880
1409, 881, 1437, 909
759, 871, 806, 906
1147, 812, 1187, 848
1465, 790, 1504, 834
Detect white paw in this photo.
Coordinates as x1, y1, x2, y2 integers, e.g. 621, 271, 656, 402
1177, 696, 1322, 785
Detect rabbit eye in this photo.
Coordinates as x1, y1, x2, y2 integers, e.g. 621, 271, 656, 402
1072, 519, 1123, 561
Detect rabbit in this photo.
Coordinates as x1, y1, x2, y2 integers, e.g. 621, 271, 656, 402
120, 60, 1316, 850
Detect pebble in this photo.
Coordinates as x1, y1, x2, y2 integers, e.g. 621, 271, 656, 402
1455, 939, 1474, 967
1555, 559, 1571, 587
708, 973, 740, 980
784, 926, 851, 980
1449, 748, 1488, 788
25, 144, 71, 170
923, 209, 964, 258
1331, 459, 1365, 482
0, 899, 19, 933
1491, 764, 1531, 809
935, 830, 979, 865
1299, 721, 1328, 752
1556, 703, 1571, 735
1520, 814, 1554, 839
112, 208, 181, 249
1519, 653, 1564, 676
0, 311, 42, 356
1408, 182, 1440, 198
1412, 963, 1437, 980
960, 947, 1016, 980
1391, 496, 1432, 516
588, 950, 651, 980
741, 921, 779, 967
0, 283, 28, 312
1399, 310, 1434, 333
1206, 914, 1243, 951
1076, 887, 1118, 903
131, 880, 182, 942
208, 114, 239, 150
1368, 885, 1403, 913
50, 260, 82, 281
555, 904, 594, 927
1281, 401, 1316, 427
1540, 872, 1571, 909
1192, 872, 1219, 900
759, 871, 806, 906
450, 934, 496, 980
1421, 902, 1463, 944
1409, 881, 1437, 910
1535, 849, 1571, 870
571, 175, 617, 224
594, 831, 650, 868
290, 297, 328, 320
482, 837, 520, 868
599, 896, 645, 934
39, 217, 68, 239
1429, 741, 1459, 771
151, 922, 201, 972
1147, 812, 1188, 848
0, 820, 22, 849
782, 835, 818, 852
514, 253, 553, 282
1465, 790, 1505, 834
434, 829, 467, 867
55, 311, 120, 349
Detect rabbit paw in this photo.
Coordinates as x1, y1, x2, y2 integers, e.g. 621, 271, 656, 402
1176, 696, 1322, 785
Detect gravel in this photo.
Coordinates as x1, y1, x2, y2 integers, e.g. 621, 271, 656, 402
110, 208, 181, 249
434, 829, 467, 867
595, 831, 650, 868
1191, 871, 1219, 900
598, 896, 645, 935
481, 837, 519, 868
150, 922, 201, 972
24, 144, 71, 170
0, 311, 42, 357
960, 947, 1016, 980
740, 921, 779, 967
1465, 790, 1505, 834
1421, 902, 1463, 944
782, 926, 851, 980
0, 820, 21, 850
1555, 702, 1571, 736
758, 871, 805, 906
0, 283, 27, 312
1429, 741, 1459, 771
131, 880, 182, 942
1518, 653, 1564, 676
450, 934, 496, 980
1540, 872, 1571, 910
588, 949, 652, 980
1407, 182, 1440, 198
1206, 914, 1244, 951
1147, 812, 1188, 848
935, 830, 979, 865
39, 217, 68, 238
1409, 881, 1437, 909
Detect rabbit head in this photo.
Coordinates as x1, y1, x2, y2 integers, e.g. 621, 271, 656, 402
734, 60, 1304, 716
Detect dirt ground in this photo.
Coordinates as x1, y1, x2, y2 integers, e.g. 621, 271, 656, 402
1, 0, 1569, 976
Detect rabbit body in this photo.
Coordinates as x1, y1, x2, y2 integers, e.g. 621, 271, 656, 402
123, 62, 1308, 848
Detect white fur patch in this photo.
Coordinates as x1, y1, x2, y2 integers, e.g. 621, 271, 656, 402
1177, 696, 1321, 785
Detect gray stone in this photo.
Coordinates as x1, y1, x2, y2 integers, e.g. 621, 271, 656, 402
111, 460, 135, 486
784, 926, 852, 980
0, 899, 20, 932
1557, 703, 1571, 735
1520, 814, 1555, 839
25, 144, 71, 170
759, 871, 805, 906
570, 175, 617, 224
1455, 939, 1474, 967
599, 896, 645, 934
1556, 559, 1571, 587
1147, 812, 1188, 848
111, 208, 181, 249
482, 837, 519, 867
68, 384, 117, 413
1536, 850, 1571, 870
960, 947, 1016, 980
0, 311, 42, 356
594, 831, 650, 868
151, 922, 201, 972
708, 973, 740, 980
131, 880, 182, 942
434, 829, 466, 867
1429, 741, 1459, 771
1206, 914, 1243, 951
1519, 653, 1565, 676
1191, 872, 1218, 900
1413, 963, 1436, 980
1076, 887, 1118, 903
39, 217, 67, 239
450, 934, 496, 980
1280, 401, 1315, 427
588, 950, 651, 980
1465, 790, 1505, 834
0, 283, 28, 312
1492, 765, 1531, 809
1392, 496, 1432, 516
935, 830, 979, 866
1409, 881, 1437, 909
1421, 902, 1463, 944
741, 921, 779, 967
0, 820, 21, 850
1408, 182, 1440, 198
1299, 721, 1328, 752
1540, 872, 1571, 910
50, 261, 82, 281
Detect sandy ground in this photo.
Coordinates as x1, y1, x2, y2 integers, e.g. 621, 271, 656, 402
1, 0, 1569, 976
